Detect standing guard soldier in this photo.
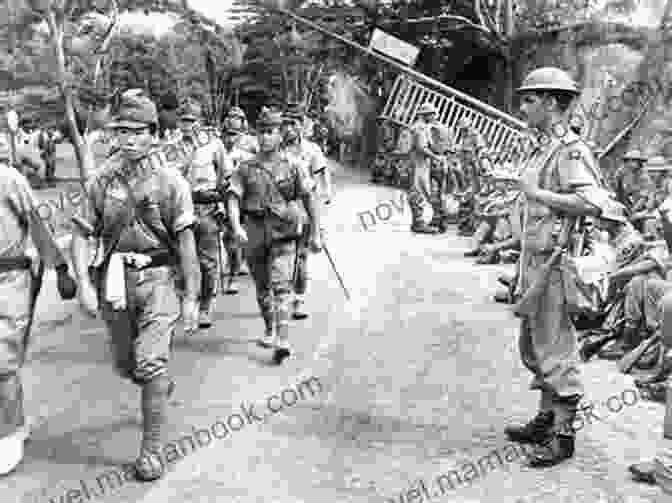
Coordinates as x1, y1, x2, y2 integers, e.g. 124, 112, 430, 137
0, 128, 77, 475
175, 101, 228, 328
504, 67, 603, 467
70, 90, 200, 481
226, 109, 321, 362
282, 102, 331, 320
221, 122, 255, 294
408, 103, 445, 234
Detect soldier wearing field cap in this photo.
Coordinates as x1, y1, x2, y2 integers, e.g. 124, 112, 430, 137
70, 89, 200, 481
174, 101, 228, 328
225, 106, 258, 155
220, 121, 255, 294
505, 67, 604, 467
227, 109, 321, 362
408, 102, 445, 234
0, 121, 78, 475
282, 102, 331, 320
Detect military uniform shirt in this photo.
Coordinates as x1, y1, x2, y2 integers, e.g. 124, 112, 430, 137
284, 140, 327, 178
0, 163, 37, 258
81, 150, 195, 254
227, 153, 314, 214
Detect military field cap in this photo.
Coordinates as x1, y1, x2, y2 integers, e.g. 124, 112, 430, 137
257, 109, 283, 128
284, 102, 305, 121
178, 101, 203, 121
622, 149, 647, 162
416, 103, 438, 115
599, 199, 628, 224
107, 89, 158, 129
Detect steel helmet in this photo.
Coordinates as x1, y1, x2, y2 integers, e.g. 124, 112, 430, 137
516, 67, 580, 95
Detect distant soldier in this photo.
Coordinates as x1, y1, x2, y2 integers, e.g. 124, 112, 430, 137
70, 90, 200, 481
613, 149, 651, 215
227, 109, 321, 362
224, 107, 258, 155
408, 103, 445, 234
282, 102, 331, 320
221, 122, 255, 294
174, 102, 228, 328
505, 67, 603, 467
0, 129, 76, 475
38, 128, 57, 186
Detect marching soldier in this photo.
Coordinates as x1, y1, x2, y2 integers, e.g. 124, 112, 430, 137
174, 101, 228, 328
0, 127, 77, 475
505, 68, 603, 467
226, 109, 321, 362
221, 122, 255, 294
282, 102, 331, 320
225, 106, 259, 155
70, 90, 200, 481
408, 103, 445, 234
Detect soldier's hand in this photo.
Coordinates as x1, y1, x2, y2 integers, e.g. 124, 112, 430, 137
232, 225, 248, 245
181, 297, 199, 335
309, 233, 322, 253
78, 281, 99, 318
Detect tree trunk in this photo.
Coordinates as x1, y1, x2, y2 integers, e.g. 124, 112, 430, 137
47, 8, 93, 185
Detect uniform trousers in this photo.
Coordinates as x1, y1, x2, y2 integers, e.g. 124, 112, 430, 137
243, 217, 296, 334
0, 269, 36, 439
193, 212, 220, 304
100, 266, 180, 384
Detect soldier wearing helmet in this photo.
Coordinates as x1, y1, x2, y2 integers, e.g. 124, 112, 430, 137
407, 102, 448, 233
169, 101, 230, 328
612, 149, 651, 215
226, 109, 321, 363
282, 102, 332, 320
70, 89, 200, 481
505, 67, 604, 467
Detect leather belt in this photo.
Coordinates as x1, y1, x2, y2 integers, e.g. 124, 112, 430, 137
0, 256, 32, 273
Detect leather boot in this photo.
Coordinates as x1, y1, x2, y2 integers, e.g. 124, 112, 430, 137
504, 410, 554, 444
198, 298, 215, 328
464, 249, 480, 258
526, 434, 575, 468
292, 296, 309, 320
272, 324, 291, 365
135, 375, 171, 481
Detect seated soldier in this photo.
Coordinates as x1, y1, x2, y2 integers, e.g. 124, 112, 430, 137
585, 205, 668, 361
464, 172, 519, 262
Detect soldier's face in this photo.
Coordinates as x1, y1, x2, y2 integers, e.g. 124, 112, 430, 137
258, 127, 282, 152
179, 118, 199, 137
282, 119, 302, 142
518, 93, 548, 129
113, 127, 154, 160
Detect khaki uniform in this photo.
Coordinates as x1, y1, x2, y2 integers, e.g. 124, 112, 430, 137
284, 139, 328, 300
408, 121, 434, 226
227, 152, 314, 337
172, 134, 227, 308
79, 149, 194, 383
0, 163, 41, 440
514, 132, 601, 402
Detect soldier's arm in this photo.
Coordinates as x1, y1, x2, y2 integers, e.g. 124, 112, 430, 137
311, 145, 332, 201
296, 162, 320, 236
528, 148, 601, 217
213, 139, 228, 190
70, 178, 103, 284
226, 165, 246, 230
169, 174, 200, 301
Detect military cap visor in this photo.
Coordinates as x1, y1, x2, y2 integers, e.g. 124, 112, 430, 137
107, 92, 158, 129
107, 117, 154, 129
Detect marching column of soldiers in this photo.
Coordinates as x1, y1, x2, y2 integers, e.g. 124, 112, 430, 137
0, 88, 330, 479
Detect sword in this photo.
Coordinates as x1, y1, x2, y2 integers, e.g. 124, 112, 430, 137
320, 232, 350, 300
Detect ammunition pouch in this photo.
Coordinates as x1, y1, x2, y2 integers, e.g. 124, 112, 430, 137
245, 200, 308, 243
